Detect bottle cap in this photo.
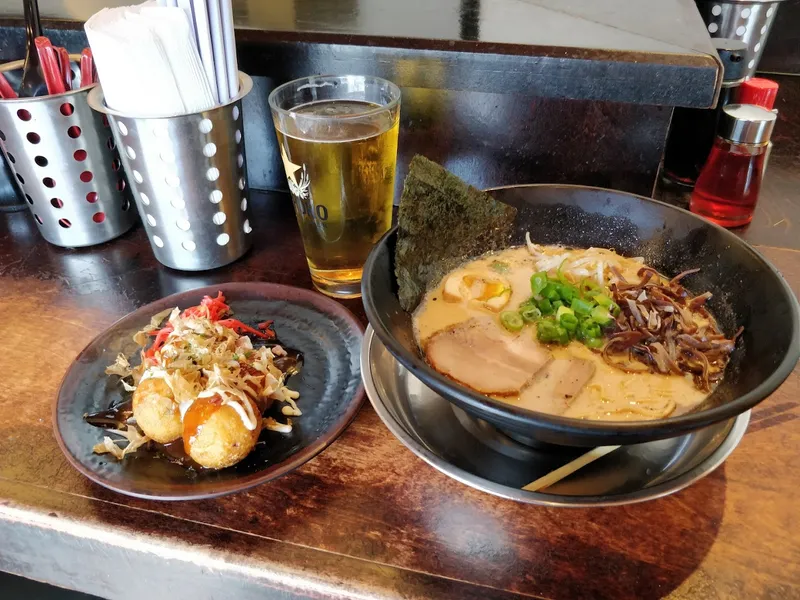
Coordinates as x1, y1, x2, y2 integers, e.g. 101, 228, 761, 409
713, 38, 748, 83
737, 78, 779, 110
719, 104, 777, 144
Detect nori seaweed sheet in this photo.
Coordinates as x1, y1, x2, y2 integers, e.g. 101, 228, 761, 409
395, 155, 517, 311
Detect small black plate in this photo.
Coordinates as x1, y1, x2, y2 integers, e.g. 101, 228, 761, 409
54, 282, 364, 500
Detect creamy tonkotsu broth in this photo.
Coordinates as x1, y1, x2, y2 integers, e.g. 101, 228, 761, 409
413, 244, 718, 421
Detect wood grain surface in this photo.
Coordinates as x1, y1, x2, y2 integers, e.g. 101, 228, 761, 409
1, 77, 800, 600
0, 189, 798, 600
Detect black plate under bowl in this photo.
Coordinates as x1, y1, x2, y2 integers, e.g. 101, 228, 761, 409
362, 184, 800, 446
54, 282, 364, 500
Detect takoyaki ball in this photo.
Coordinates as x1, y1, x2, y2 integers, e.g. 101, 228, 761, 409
182, 395, 262, 469
132, 377, 182, 443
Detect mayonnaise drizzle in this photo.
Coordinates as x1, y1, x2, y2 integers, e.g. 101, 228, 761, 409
197, 385, 259, 431
135, 317, 297, 432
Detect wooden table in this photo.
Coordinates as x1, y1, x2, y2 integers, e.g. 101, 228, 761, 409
1, 79, 799, 600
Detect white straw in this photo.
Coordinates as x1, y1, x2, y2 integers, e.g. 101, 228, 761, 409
207, 0, 230, 103
191, 0, 219, 104
219, 0, 239, 98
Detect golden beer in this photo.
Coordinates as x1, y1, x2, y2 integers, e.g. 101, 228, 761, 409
270, 76, 401, 298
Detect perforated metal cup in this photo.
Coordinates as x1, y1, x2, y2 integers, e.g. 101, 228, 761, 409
0, 58, 136, 247
88, 73, 253, 272
696, 0, 786, 77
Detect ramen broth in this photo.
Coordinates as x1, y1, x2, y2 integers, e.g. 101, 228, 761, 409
413, 246, 711, 421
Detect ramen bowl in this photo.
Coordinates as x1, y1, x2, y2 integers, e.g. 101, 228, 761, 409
362, 185, 800, 446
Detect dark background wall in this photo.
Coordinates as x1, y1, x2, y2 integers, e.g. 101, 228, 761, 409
0, 24, 674, 207
0, 0, 798, 210
759, 0, 800, 74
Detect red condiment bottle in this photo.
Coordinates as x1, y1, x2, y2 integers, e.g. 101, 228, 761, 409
737, 78, 779, 110
691, 104, 776, 228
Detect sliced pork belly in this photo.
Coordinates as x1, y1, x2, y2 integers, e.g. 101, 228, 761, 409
424, 318, 552, 395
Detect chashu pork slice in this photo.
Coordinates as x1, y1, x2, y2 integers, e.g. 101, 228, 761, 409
516, 357, 597, 416
553, 358, 597, 401
423, 318, 552, 395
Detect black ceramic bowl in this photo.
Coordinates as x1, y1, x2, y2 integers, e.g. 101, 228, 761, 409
363, 185, 800, 446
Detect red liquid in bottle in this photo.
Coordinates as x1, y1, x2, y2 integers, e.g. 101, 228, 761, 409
690, 138, 767, 228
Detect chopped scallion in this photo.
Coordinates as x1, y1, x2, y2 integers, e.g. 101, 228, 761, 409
584, 337, 604, 349
537, 320, 569, 345
559, 312, 579, 332
531, 272, 548, 296
520, 305, 542, 323
491, 261, 510, 274
571, 297, 594, 316
541, 283, 560, 301
594, 293, 612, 307
591, 305, 613, 325
556, 305, 574, 320
500, 311, 524, 332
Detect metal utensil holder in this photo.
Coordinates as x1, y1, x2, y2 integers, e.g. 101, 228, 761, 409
87, 72, 254, 271
0, 57, 136, 247
695, 0, 786, 78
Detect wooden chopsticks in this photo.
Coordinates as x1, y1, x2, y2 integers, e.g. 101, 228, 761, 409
522, 445, 621, 492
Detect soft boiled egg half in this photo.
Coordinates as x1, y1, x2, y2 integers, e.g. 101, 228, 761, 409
442, 269, 511, 311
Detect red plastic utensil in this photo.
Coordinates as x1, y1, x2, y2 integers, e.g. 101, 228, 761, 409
0, 73, 18, 99
55, 46, 74, 114
56, 46, 72, 91
35, 36, 65, 95
79, 48, 95, 87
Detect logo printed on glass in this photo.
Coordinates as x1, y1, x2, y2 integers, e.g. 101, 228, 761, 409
281, 145, 310, 200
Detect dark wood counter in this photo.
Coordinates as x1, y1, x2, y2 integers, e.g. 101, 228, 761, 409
1, 194, 799, 598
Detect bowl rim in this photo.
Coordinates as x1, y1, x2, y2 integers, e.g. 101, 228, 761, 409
363, 183, 800, 438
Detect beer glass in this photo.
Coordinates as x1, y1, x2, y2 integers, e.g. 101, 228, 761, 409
269, 75, 401, 298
